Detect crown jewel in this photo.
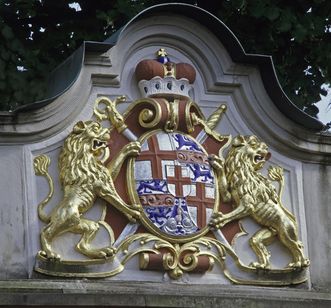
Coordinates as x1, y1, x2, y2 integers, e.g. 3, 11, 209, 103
135, 48, 196, 99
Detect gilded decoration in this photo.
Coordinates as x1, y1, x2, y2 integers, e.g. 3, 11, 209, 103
209, 135, 310, 269
33, 49, 309, 285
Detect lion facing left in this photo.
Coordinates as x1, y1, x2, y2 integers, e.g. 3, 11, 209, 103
34, 120, 141, 260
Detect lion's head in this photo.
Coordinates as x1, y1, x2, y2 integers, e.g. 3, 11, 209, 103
227, 135, 271, 171
59, 121, 111, 186
225, 135, 275, 202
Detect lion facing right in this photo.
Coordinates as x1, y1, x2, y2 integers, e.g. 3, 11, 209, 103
209, 135, 309, 269
35, 120, 141, 260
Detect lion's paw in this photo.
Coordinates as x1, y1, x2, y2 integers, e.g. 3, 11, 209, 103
209, 212, 226, 229
100, 247, 116, 258
287, 259, 310, 269
39, 250, 61, 261
126, 141, 141, 156
84, 247, 117, 259
208, 154, 224, 170
250, 262, 270, 270
303, 259, 310, 267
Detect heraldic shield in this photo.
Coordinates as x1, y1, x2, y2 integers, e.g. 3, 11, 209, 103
33, 49, 309, 285
132, 131, 217, 238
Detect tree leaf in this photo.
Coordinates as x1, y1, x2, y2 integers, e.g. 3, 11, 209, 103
1, 25, 14, 40
265, 7, 280, 21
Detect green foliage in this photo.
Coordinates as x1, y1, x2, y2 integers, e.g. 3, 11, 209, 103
199, 0, 331, 117
0, 0, 143, 110
0, 0, 330, 118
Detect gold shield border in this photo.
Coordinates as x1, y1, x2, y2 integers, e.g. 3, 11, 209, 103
126, 129, 220, 243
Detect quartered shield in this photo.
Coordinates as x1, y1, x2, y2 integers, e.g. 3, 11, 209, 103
130, 131, 218, 240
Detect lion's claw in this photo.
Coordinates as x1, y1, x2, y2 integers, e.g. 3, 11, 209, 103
250, 262, 270, 270
39, 250, 61, 261
287, 259, 310, 269
208, 154, 224, 170
209, 212, 226, 229
100, 247, 116, 258
126, 142, 141, 156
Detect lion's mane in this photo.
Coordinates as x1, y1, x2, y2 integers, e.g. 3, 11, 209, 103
225, 147, 278, 204
58, 127, 110, 188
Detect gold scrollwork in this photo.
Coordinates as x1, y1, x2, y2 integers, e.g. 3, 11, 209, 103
165, 99, 179, 132
138, 100, 162, 128
34, 230, 308, 284
185, 100, 204, 133
94, 96, 127, 133
119, 234, 225, 279
157, 240, 223, 279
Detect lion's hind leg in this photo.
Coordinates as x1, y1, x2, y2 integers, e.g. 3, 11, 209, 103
40, 206, 81, 260
74, 218, 116, 259
40, 223, 62, 260
249, 227, 277, 269
278, 222, 310, 268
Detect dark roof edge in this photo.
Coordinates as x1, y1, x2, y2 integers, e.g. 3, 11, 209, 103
6, 41, 113, 114
5, 3, 325, 131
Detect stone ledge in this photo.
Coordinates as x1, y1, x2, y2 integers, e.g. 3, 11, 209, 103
0, 280, 330, 307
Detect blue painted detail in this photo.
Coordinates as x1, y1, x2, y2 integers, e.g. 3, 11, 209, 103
188, 163, 214, 183
135, 132, 216, 236
173, 134, 202, 152
163, 199, 199, 235
137, 179, 168, 195
145, 206, 172, 225
157, 56, 170, 64
145, 198, 199, 236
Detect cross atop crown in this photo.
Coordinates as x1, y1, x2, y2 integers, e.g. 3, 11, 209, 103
157, 48, 167, 58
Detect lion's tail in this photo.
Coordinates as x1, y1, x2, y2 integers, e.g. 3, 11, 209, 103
269, 166, 297, 223
277, 176, 297, 223
34, 154, 54, 223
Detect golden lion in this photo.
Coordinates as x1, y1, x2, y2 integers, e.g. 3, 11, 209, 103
209, 135, 309, 269
34, 120, 141, 260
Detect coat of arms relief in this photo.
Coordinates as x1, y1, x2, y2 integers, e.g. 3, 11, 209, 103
33, 49, 309, 285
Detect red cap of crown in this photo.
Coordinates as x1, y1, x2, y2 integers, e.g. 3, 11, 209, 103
135, 59, 196, 83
